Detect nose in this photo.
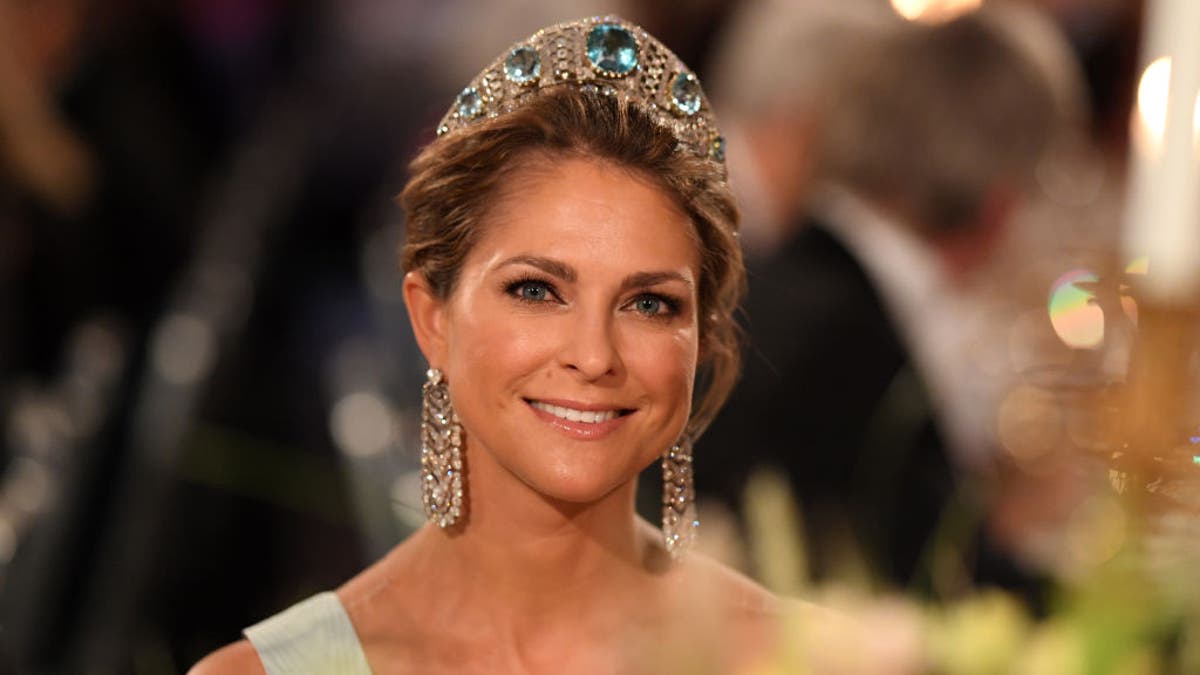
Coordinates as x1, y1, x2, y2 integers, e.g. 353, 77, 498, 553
559, 310, 622, 381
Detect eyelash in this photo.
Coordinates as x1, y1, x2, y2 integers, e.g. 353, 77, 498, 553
505, 276, 562, 304
628, 293, 681, 318
502, 277, 683, 318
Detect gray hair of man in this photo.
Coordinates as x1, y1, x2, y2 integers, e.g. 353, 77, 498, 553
707, 0, 897, 119
704, 0, 899, 253
812, 5, 1083, 239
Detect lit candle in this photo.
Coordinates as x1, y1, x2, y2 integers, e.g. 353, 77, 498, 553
1123, 0, 1200, 303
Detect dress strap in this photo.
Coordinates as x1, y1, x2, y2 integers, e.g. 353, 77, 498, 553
244, 591, 374, 675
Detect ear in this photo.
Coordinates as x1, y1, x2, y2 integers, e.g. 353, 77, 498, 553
403, 271, 449, 368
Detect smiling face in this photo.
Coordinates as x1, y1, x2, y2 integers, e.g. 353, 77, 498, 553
405, 157, 701, 505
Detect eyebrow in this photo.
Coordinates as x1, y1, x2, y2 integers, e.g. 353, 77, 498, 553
620, 271, 693, 293
497, 255, 576, 282
495, 256, 694, 291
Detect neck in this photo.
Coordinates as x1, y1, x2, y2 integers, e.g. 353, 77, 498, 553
398, 443, 665, 633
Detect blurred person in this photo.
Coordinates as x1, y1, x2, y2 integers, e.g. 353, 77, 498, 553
0, 0, 254, 383
192, 16, 775, 673
0, 0, 92, 214
0, 0, 94, 384
698, 6, 1074, 593
0, 1, 337, 671
704, 0, 896, 257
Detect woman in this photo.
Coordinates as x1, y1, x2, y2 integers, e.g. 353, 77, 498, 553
193, 15, 774, 674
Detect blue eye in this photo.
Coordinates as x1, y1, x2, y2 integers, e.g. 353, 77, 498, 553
628, 293, 682, 318
634, 297, 662, 315
633, 295, 677, 316
513, 280, 553, 302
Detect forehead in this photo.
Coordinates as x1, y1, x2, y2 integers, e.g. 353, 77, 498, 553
466, 157, 701, 277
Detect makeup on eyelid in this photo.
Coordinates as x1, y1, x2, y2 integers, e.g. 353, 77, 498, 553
500, 274, 686, 317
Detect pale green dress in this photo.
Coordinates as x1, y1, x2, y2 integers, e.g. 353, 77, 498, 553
244, 592, 373, 675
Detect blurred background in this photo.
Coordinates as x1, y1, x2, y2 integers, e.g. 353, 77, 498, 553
1, 0, 1197, 672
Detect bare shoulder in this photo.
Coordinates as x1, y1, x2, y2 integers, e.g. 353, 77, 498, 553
658, 553, 783, 668
683, 552, 780, 616
187, 640, 266, 675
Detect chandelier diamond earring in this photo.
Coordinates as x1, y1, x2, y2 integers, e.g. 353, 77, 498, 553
421, 368, 465, 528
662, 440, 698, 558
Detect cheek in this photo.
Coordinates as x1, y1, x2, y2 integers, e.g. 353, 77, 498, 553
441, 297, 553, 400
623, 325, 699, 407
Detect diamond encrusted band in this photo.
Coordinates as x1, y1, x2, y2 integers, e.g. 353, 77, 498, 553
435, 15, 726, 168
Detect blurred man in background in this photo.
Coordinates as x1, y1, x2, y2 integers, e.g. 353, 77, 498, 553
704, 0, 896, 259
699, 5, 1079, 596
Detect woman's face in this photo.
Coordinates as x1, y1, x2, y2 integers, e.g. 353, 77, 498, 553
412, 157, 701, 505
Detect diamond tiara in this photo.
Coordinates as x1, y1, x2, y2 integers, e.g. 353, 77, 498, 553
435, 15, 726, 167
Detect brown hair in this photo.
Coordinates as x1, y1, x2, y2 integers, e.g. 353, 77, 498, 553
400, 86, 744, 438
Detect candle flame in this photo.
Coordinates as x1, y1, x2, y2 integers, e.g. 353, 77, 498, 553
1133, 56, 1200, 156
889, 0, 982, 24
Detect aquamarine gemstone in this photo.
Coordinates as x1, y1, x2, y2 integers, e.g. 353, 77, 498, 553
456, 87, 482, 119
670, 72, 701, 116
586, 23, 638, 76
709, 135, 726, 162
504, 46, 540, 84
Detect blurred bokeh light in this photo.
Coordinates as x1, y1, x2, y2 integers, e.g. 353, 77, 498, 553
889, 0, 982, 24
1048, 269, 1105, 349
1133, 55, 1200, 155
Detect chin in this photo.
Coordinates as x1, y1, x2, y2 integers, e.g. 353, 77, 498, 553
519, 461, 639, 506
465, 417, 669, 507
531, 476, 625, 506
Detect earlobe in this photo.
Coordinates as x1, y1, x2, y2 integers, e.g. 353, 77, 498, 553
402, 271, 449, 367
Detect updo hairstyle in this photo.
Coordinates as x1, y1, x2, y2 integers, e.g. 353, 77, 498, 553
399, 86, 744, 437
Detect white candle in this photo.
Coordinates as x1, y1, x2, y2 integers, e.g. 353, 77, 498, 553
1123, 0, 1200, 303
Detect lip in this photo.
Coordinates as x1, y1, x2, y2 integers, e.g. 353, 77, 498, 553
524, 398, 635, 441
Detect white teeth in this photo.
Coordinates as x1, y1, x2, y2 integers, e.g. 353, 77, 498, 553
530, 400, 619, 423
